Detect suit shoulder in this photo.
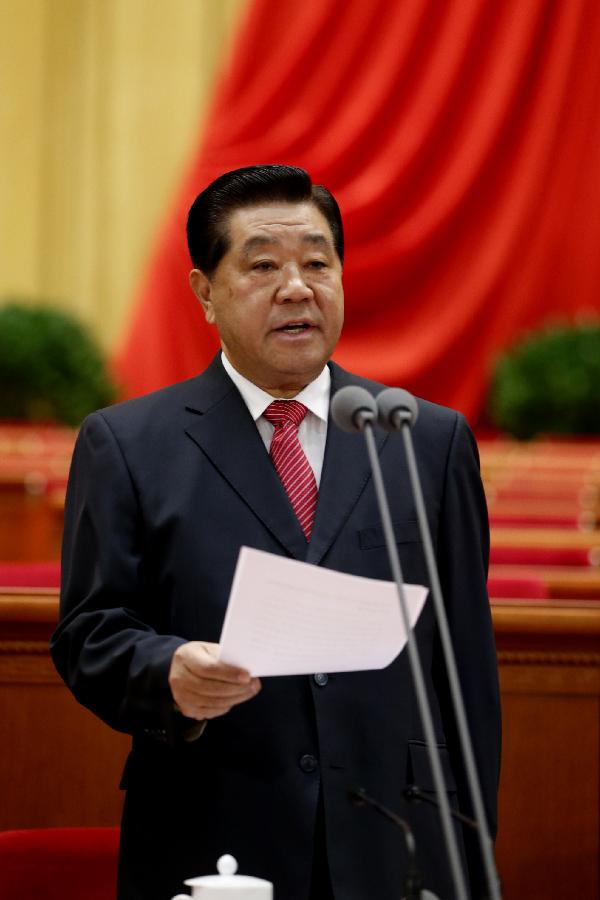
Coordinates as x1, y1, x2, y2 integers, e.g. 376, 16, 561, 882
416, 396, 464, 432
98, 376, 202, 423
330, 362, 463, 435
77, 371, 222, 449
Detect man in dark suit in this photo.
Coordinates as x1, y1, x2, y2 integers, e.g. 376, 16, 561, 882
51, 165, 500, 900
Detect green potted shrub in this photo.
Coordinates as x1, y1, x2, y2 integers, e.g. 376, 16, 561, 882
0, 301, 117, 426
488, 320, 600, 439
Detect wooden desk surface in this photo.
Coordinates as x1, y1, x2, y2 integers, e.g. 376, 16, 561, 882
1, 591, 599, 899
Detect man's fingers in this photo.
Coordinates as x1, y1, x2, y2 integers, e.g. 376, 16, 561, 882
169, 640, 262, 722
174, 681, 261, 720
173, 677, 261, 705
180, 702, 233, 721
176, 641, 252, 683
174, 691, 233, 720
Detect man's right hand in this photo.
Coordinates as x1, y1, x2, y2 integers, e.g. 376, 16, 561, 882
168, 641, 261, 721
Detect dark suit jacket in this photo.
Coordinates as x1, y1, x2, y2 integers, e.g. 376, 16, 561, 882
50, 356, 500, 900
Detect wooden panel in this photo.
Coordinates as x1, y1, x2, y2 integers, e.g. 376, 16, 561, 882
0, 488, 64, 561
0, 681, 128, 829
0, 591, 129, 829
493, 602, 600, 900
2, 592, 599, 900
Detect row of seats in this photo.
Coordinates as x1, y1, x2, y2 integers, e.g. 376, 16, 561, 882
480, 438, 600, 601
1, 425, 599, 601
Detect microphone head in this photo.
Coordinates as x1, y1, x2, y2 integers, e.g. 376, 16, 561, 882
348, 787, 367, 807
402, 785, 423, 803
376, 388, 419, 431
331, 386, 377, 433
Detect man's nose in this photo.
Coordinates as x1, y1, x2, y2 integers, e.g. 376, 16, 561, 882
275, 265, 313, 303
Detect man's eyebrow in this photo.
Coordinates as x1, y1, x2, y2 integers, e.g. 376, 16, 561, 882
241, 232, 333, 256
241, 235, 282, 256
302, 233, 332, 250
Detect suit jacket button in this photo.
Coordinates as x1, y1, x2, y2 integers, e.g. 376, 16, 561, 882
313, 672, 328, 687
299, 754, 318, 773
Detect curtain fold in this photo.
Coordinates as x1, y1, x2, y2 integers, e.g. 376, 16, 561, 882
116, 0, 600, 421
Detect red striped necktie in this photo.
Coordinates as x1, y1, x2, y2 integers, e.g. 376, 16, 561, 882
263, 400, 318, 541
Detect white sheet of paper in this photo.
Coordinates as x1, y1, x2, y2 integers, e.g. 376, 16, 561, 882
218, 546, 428, 676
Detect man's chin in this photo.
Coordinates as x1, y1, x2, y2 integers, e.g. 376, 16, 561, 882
276, 358, 328, 380
225, 342, 333, 393
259, 361, 328, 397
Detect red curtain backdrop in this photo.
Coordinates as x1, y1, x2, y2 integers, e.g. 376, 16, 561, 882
115, 0, 600, 422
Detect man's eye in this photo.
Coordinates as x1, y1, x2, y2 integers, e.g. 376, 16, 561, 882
307, 260, 327, 269
253, 261, 275, 271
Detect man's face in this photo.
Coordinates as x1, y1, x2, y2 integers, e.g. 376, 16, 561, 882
190, 201, 344, 397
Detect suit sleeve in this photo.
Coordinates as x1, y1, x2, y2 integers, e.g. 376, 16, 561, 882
433, 413, 502, 891
50, 411, 188, 744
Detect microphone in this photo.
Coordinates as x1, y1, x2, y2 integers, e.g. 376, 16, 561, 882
377, 387, 419, 429
331, 385, 470, 900
376, 388, 502, 900
349, 787, 440, 900
330, 385, 377, 433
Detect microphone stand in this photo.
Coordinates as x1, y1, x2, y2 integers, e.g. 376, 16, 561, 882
404, 786, 478, 833
377, 389, 502, 900
332, 388, 470, 900
349, 787, 425, 900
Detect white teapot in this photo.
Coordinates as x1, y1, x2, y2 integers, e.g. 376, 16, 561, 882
171, 854, 273, 900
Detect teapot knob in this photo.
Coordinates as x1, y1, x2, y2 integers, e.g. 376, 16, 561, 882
217, 854, 238, 876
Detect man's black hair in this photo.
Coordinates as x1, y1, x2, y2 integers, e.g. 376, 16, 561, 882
186, 164, 344, 274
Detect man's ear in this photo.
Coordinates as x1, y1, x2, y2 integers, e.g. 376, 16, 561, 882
189, 269, 215, 324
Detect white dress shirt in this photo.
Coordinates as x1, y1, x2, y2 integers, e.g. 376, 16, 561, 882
221, 352, 330, 487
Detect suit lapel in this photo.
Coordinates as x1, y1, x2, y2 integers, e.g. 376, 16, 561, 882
306, 363, 388, 566
183, 357, 308, 560
182, 356, 387, 564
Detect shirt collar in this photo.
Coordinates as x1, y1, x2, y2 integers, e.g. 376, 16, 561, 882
221, 351, 330, 423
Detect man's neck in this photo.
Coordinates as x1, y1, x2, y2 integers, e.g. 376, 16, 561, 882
265, 387, 304, 399
221, 351, 321, 398
220, 352, 330, 423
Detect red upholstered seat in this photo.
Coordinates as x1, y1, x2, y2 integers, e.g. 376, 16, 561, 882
489, 546, 595, 567
487, 576, 549, 600
0, 560, 61, 588
488, 512, 593, 529
0, 827, 119, 900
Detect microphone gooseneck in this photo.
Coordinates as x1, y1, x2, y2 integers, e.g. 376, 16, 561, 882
332, 387, 470, 900
349, 787, 423, 900
404, 785, 479, 831
375, 386, 502, 900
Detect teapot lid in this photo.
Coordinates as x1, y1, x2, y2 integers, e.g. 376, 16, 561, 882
184, 855, 272, 890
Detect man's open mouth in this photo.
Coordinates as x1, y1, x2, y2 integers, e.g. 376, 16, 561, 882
276, 323, 313, 333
